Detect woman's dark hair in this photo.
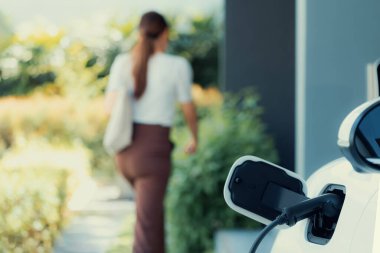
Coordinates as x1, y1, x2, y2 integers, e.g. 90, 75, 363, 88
132, 11, 168, 99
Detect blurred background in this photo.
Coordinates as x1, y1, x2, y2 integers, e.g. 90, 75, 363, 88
0, 0, 279, 252
3, 0, 380, 252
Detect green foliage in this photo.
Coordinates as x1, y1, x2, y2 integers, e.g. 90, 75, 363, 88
167, 90, 278, 253
0, 14, 220, 97
0, 167, 70, 252
0, 45, 56, 96
0, 111, 93, 251
169, 15, 220, 87
0, 96, 113, 180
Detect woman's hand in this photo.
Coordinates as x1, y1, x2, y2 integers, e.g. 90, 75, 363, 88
181, 102, 198, 155
185, 138, 197, 154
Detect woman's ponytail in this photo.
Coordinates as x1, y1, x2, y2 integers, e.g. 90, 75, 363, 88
132, 12, 168, 99
132, 36, 154, 99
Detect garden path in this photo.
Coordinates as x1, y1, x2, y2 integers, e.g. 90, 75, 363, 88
53, 183, 134, 253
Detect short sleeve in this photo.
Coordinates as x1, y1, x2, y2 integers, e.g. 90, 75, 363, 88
176, 58, 193, 103
106, 55, 129, 93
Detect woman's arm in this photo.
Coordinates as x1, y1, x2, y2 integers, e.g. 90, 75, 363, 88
180, 102, 198, 154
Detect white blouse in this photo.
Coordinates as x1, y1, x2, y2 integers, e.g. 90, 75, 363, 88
106, 52, 193, 127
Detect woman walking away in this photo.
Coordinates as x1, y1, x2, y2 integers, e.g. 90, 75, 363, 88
104, 11, 198, 253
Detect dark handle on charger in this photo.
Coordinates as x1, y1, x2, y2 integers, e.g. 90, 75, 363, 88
282, 193, 343, 227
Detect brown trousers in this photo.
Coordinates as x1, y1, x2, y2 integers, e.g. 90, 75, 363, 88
115, 123, 173, 253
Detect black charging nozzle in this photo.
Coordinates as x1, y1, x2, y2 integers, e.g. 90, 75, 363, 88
250, 192, 344, 253
282, 193, 344, 227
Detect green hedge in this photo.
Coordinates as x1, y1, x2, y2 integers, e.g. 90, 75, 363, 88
0, 95, 95, 251
0, 96, 113, 180
0, 167, 69, 252
167, 91, 279, 253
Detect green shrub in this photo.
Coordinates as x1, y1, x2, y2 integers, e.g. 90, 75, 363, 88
0, 44, 58, 96
167, 90, 279, 253
0, 96, 114, 180
0, 140, 92, 252
168, 15, 220, 87
0, 167, 70, 252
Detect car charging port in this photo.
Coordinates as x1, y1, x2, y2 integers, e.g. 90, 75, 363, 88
306, 184, 346, 245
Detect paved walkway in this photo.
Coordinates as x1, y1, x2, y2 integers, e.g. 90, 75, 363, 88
54, 180, 276, 253
54, 182, 135, 253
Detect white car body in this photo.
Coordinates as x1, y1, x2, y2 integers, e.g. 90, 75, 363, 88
271, 158, 380, 253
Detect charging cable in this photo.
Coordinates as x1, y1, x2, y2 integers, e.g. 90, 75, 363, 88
249, 193, 343, 253
249, 213, 287, 253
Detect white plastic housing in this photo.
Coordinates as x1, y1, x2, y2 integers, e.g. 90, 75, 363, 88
223, 155, 307, 226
